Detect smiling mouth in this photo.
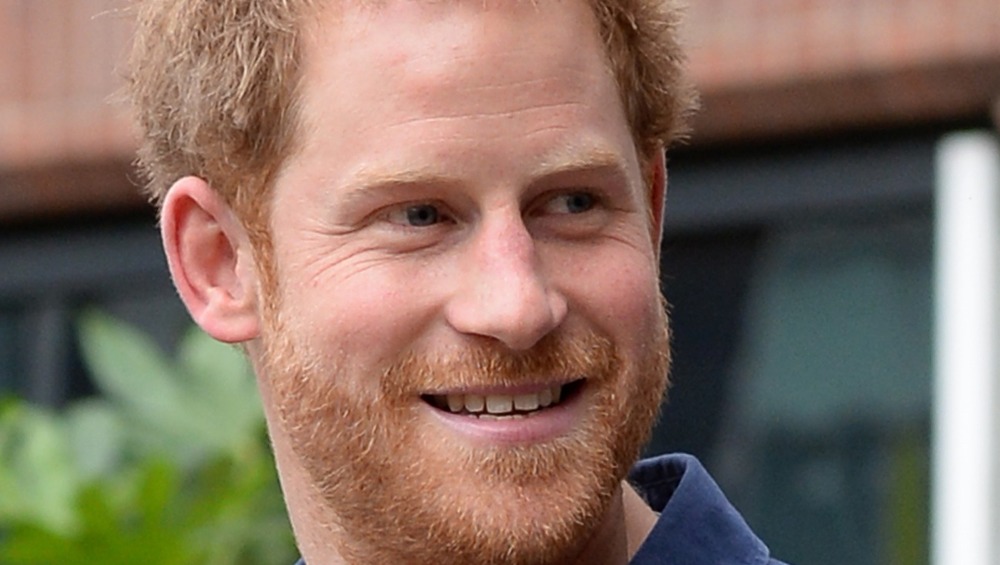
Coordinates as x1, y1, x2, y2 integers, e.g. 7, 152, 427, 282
421, 380, 584, 419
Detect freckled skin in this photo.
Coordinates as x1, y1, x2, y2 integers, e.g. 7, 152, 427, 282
247, 2, 670, 564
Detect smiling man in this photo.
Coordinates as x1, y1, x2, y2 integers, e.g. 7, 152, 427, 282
127, 1, 785, 564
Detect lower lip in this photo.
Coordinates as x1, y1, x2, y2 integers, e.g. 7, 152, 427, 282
421, 387, 585, 446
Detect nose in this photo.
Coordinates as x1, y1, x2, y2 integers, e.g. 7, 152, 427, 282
444, 212, 567, 350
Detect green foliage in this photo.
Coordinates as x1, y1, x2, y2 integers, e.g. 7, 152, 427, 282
0, 310, 297, 565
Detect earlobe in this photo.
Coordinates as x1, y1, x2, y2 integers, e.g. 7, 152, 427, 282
160, 176, 261, 343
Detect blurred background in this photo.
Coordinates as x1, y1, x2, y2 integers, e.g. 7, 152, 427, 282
2, 1, 999, 564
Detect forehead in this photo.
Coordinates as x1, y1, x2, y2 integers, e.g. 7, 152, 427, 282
286, 0, 637, 191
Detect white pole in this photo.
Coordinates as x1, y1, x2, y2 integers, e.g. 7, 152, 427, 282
934, 131, 1000, 565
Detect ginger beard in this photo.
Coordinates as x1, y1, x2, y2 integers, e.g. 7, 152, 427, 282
256, 273, 671, 564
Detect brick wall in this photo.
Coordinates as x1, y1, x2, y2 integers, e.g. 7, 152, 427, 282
684, 0, 1000, 141
0, 0, 134, 170
686, 0, 1000, 88
1, 0, 999, 219
0, 0, 139, 221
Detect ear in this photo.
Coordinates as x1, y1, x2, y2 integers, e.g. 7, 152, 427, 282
645, 147, 667, 251
160, 176, 261, 343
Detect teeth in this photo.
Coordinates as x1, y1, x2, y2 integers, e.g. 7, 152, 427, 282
481, 413, 525, 420
514, 393, 539, 411
538, 388, 552, 407
486, 395, 513, 414
440, 385, 564, 416
464, 394, 485, 413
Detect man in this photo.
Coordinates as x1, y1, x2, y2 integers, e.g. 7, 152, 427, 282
128, 0, 786, 563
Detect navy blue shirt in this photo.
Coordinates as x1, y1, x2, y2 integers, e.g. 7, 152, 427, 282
628, 453, 786, 564
295, 453, 787, 564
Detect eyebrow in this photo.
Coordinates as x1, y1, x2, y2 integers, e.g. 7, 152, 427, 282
336, 145, 633, 206
334, 166, 465, 212
534, 146, 629, 179
527, 146, 638, 200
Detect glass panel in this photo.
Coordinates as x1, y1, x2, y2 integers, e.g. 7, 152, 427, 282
0, 305, 25, 396
651, 214, 933, 565
0, 217, 187, 405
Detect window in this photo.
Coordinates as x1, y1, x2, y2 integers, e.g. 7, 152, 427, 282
649, 134, 937, 565
0, 218, 189, 405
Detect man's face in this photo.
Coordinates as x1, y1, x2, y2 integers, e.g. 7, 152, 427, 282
254, 1, 669, 563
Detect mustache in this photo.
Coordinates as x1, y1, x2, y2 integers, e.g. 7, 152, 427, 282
379, 330, 621, 398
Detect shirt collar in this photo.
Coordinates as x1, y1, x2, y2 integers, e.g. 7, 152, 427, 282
628, 453, 773, 565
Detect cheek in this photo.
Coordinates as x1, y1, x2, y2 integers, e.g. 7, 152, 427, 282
560, 248, 662, 344
279, 259, 449, 365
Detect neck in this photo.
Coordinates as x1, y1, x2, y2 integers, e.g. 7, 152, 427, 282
567, 481, 658, 565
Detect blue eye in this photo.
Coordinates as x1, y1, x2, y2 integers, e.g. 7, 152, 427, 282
535, 191, 601, 218
562, 192, 595, 214
402, 204, 441, 226
406, 204, 439, 226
